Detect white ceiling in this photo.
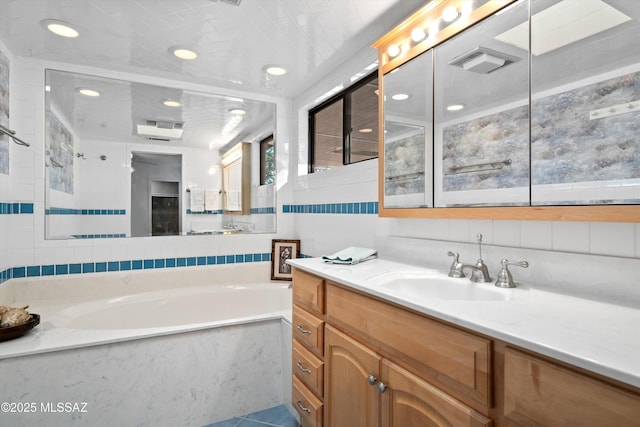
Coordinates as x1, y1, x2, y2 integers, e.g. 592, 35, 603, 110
0, 0, 425, 98
0, 0, 425, 150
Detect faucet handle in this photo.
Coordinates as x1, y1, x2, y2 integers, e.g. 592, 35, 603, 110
495, 259, 528, 288
447, 251, 465, 278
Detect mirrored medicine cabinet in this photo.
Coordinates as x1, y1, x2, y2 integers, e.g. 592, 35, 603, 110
374, 0, 640, 222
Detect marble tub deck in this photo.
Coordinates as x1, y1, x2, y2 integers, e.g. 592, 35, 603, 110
205, 405, 298, 427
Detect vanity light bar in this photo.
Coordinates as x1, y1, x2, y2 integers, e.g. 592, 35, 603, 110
372, 0, 519, 73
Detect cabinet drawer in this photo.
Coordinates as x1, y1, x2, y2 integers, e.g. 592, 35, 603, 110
293, 340, 324, 399
293, 268, 325, 316
293, 375, 323, 427
326, 283, 491, 410
293, 305, 324, 358
504, 347, 640, 426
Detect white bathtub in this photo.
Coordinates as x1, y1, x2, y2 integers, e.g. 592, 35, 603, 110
0, 263, 291, 357
0, 263, 296, 427
54, 282, 291, 330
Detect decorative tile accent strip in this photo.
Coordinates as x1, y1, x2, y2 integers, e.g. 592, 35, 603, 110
186, 209, 223, 215
251, 207, 275, 214
0, 202, 34, 214
71, 234, 127, 239
0, 252, 273, 284
282, 201, 378, 215
46, 207, 126, 215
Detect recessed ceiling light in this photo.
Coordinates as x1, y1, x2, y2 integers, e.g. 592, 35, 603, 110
170, 46, 198, 60
447, 104, 465, 111
41, 19, 79, 38
229, 108, 246, 115
264, 65, 287, 76
77, 88, 100, 97
163, 100, 181, 107
391, 93, 410, 101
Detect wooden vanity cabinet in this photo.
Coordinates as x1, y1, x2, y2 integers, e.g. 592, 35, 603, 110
292, 268, 640, 426
291, 268, 326, 427
325, 282, 492, 427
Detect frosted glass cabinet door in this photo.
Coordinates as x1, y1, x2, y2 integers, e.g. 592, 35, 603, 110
433, 0, 530, 207
383, 50, 433, 208
530, 0, 640, 206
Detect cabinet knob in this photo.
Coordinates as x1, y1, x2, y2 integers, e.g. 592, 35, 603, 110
367, 374, 377, 386
378, 382, 387, 394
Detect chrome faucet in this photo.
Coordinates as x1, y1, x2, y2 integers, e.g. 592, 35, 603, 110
447, 234, 492, 283
494, 259, 528, 288
461, 260, 492, 283
447, 251, 465, 278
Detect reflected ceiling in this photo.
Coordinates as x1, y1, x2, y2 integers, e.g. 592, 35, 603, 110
46, 70, 275, 150
0, 0, 425, 98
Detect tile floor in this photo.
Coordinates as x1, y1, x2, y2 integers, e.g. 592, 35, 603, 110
203, 405, 299, 427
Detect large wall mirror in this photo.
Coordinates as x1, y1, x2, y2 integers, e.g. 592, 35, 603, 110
44, 70, 276, 239
375, 0, 640, 221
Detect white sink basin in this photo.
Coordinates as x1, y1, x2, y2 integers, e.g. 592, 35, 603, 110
367, 270, 508, 302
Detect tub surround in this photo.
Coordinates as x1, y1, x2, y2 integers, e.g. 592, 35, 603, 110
288, 256, 640, 389
0, 263, 291, 359
0, 262, 297, 427
1, 320, 286, 427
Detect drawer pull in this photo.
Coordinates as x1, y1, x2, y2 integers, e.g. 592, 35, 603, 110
296, 324, 311, 335
378, 382, 387, 394
367, 374, 377, 386
296, 361, 312, 374
296, 399, 311, 414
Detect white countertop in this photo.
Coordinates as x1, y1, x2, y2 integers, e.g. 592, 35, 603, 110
289, 257, 640, 389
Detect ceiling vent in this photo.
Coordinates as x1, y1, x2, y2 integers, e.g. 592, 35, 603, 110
136, 120, 184, 140
448, 46, 520, 74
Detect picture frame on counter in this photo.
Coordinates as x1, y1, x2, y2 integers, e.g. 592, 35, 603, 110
271, 239, 300, 281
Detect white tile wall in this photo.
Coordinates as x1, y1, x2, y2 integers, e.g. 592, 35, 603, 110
289, 47, 640, 305
1, 55, 294, 275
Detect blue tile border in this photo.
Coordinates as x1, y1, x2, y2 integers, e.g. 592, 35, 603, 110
46, 207, 126, 215
283, 201, 378, 215
185, 207, 274, 215
0, 202, 34, 215
186, 209, 224, 215
0, 252, 277, 285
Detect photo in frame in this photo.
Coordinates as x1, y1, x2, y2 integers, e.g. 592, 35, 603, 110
271, 239, 300, 281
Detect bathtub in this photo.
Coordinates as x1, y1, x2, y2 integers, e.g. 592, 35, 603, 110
0, 263, 295, 427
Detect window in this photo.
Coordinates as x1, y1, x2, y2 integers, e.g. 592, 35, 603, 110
309, 72, 378, 173
260, 134, 275, 185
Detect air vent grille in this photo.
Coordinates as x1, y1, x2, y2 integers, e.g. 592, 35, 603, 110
449, 46, 520, 74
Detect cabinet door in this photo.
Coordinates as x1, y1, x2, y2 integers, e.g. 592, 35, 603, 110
325, 325, 381, 427
383, 50, 433, 208
504, 347, 640, 426
433, 0, 530, 207
381, 359, 492, 427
